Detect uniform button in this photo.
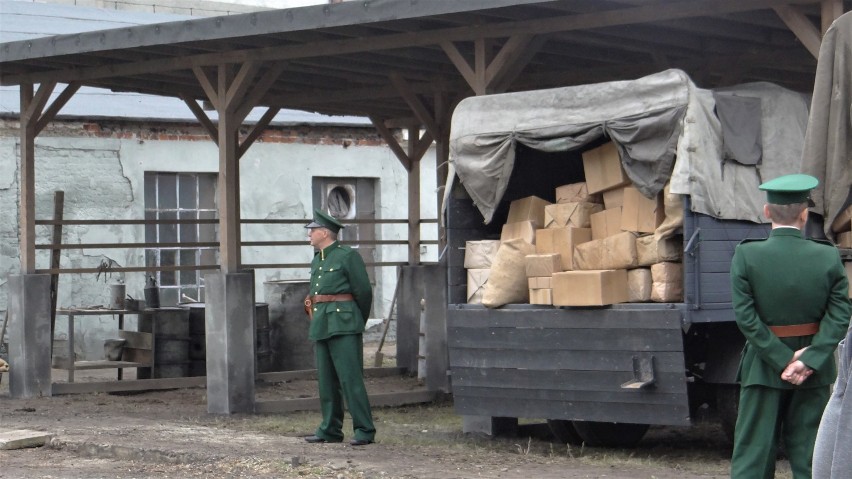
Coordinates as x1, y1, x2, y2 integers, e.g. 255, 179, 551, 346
337, 308, 340, 312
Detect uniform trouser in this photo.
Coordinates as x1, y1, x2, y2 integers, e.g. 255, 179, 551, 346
314, 333, 376, 442
730, 384, 830, 479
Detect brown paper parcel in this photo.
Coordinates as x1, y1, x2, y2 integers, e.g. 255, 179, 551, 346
555, 182, 599, 204
535, 227, 591, 271
651, 262, 683, 302
482, 238, 536, 308
500, 221, 536, 245
524, 253, 563, 277
636, 235, 683, 266
464, 240, 501, 269
573, 231, 638, 270
627, 268, 652, 302
466, 269, 491, 304
544, 202, 603, 229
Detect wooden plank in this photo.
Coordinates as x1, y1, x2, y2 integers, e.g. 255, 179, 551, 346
448, 327, 684, 352
452, 385, 686, 406
370, 115, 411, 171
448, 350, 685, 374
257, 367, 404, 383
453, 395, 691, 426
0, 430, 54, 450
19, 83, 36, 273
408, 125, 421, 265
774, 5, 822, 59
450, 367, 686, 395
35, 82, 81, 134
821, 0, 844, 33
254, 389, 435, 414
118, 330, 153, 350
52, 376, 206, 395
217, 63, 241, 273
121, 348, 152, 365
447, 308, 683, 329
67, 360, 149, 370
389, 72, 440, 140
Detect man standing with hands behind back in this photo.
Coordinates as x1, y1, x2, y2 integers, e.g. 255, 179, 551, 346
730, 174, 851, 478
302, 209, 376, 446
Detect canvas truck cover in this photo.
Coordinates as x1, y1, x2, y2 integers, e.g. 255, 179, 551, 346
801, 11, 852, 237
447, 69, 810, 225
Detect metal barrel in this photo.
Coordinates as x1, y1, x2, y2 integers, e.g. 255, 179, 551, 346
137, 307, 190, 379
179, 302, 274, 376
263, 280, 314, 371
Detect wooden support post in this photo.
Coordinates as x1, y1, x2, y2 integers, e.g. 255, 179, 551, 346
19, 83, 36, 274
49, 191, 64, 349
774, 5, 822, 59
821, 0, 844, 34
217, 64, 242, 273
408, 126, 421, 266
442, 35, 541, 95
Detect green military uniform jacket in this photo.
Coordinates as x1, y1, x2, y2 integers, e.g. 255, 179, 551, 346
731, 227, 851, 389
308, 241, 372, 341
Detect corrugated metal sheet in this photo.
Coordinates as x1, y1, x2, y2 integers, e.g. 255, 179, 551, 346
0, 0, 368, 125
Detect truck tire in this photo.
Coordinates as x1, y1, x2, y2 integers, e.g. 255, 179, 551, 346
571, 421, 649, 448
546, 419, 583, 445
715, 384, 739, 444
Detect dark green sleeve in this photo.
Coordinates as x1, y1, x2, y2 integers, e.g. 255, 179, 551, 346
801, 253, 852, 371
730, 245, 794, 372
345, 251, 372, 321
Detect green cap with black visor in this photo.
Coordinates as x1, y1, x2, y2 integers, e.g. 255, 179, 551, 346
305, 209, 345, 234
759, 174, 818, 207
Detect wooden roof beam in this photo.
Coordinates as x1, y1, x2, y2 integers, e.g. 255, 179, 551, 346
5, 0, 824, 86
773, 4, 822, 58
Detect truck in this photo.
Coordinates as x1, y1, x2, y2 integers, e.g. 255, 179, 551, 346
442, 68, 822, 446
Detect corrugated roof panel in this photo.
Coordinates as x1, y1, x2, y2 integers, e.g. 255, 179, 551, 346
0, 0, 367, 125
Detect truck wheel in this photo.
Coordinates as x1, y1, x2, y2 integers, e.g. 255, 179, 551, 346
546, 419, 583, 445
571, 421, 649, 448
715, 384, 739, 444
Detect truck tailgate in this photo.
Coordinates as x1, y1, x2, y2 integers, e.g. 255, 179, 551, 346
448, 305, 690, 426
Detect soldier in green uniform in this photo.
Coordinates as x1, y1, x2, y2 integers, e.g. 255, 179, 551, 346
302, 209, 376, 446
730, 174, 851, 478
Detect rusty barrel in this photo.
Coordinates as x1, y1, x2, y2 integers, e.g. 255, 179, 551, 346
264, 280, 314, 371
137, 307, 190, 379
180, 302, 273, 376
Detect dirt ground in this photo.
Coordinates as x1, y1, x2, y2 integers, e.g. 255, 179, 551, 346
0, 343, 789, 479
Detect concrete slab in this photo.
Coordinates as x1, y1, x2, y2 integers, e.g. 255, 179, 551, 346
0, 429, 54, 450
8, 274, 52, 398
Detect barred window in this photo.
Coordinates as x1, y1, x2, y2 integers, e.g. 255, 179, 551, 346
144, 172, 217, 306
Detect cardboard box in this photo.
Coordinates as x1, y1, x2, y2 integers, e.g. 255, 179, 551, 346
464, 240, 501, 269
467, 268, 491, 304
556, 182, 599, 204
636, 235, 683, 266
528, 276, 552, 289
837, 231, 852, 248
535, 227, 592, 270
628, 268, 652, 302
621, 186, 664, 234
573, 231, 638, 270
590, 207, 623, 240
603, 187, 625, 209
552, 269, 629, 306
529, 288, 553, 305
501, 221, 536, 245
525, 253, 562, 277
582, 142, 631, 194
544, 202, 603, 229
831, 205, 852, 233
651, 262, 683, 302
507, 196, 552, 228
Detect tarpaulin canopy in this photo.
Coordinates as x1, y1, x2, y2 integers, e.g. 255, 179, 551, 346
448, 69, 810, 225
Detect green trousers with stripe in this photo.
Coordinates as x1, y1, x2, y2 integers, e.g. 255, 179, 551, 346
731, 384, 830, 479
313, 333, 376, 442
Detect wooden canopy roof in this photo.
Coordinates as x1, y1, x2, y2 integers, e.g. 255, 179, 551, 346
1, 0, 847, 120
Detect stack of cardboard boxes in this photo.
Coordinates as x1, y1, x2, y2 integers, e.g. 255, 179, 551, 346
465, 141, 684, 306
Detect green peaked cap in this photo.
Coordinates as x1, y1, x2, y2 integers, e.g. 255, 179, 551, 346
759, 174, 818, 205
305, 209, 344, 233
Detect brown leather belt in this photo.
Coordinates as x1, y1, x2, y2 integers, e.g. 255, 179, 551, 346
311, 294, 354, 303
304, 294, 355, 320
770, 322, 820, 338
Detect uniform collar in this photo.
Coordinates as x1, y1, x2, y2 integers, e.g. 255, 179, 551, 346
319, 241, 339, 260
769, 227, 803, 238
